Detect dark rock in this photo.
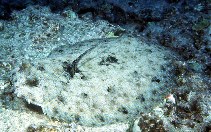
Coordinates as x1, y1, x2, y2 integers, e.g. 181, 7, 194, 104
136, 94, 145, 102
25, 102, 43, 114
138, 113, 166, 132
25, 77, 39, 87
202, 122, 211, 132
118, 106, 128, 114
151, 76, 160, 83
99, 55, 118, 66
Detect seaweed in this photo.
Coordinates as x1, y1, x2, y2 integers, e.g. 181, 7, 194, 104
63, 46, 96, 78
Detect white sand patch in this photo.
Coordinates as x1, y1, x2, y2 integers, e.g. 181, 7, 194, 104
0, 109, 48, 131
0, 108, 129, 132
0, 5, 123, 60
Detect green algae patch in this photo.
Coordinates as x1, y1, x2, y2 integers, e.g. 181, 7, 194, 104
192, 19, 210, 31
